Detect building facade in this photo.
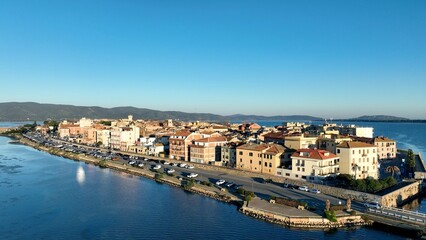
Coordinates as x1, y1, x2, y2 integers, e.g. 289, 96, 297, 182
337, 141, 379, 179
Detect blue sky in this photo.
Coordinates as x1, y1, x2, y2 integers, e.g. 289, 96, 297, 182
1, 0, 425, 119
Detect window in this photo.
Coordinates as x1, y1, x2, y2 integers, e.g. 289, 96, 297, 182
249, 152, 253, 157
240, 159, 242, 162
285, 173, 290, 176
250, 160, 252, 164
259, 161, 261, 165
337, 149, 340, 154
239, 151, 243, 155
269, 163, 272, 167
265, 162, 267, 167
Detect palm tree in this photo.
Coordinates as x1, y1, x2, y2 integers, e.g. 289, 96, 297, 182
385, 165, 400, 178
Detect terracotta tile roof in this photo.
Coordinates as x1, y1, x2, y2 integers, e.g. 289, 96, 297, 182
265, 144, 285, 154
291, 149, 338, 160
374, 136, 395, 142
194, 136, 227, 143
337, 141, 375, 148
264, 132, 286, 139
237, 143, 285, 154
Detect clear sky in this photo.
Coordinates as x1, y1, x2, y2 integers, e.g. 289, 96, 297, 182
1, 0, 425, 119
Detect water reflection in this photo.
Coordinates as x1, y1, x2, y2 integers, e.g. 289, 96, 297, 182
76, 165, 86, 185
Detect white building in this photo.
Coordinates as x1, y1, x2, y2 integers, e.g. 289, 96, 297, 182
79, 118, 93, 128
110, 126, 140, 151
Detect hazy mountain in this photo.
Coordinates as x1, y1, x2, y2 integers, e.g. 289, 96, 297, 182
0, 102, 322, 122
0, 102, 226, 122
346, 115, 410, 121
226, 114, 322, 122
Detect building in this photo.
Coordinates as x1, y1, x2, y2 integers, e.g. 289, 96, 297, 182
336, 141, 379, 179
284, 134, 318, 150
238, 123, 261, 132
373, 136, 397, 160
169, 131, 202, 161
289, 149, 340, 181
263, 132, 286, 145
317, 135, 352, 154
338, 125, 374, 138
236, 143, 285, 175
189, 136, 228, 165
220, 143, 237, 167
110, 126, 140, 151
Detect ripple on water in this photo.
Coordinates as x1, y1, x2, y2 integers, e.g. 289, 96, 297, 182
0, 164, 23, 174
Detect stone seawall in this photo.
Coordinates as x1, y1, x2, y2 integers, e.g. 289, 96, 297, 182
240, 204, 369, 228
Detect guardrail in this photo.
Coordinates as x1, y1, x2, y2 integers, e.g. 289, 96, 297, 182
367, 208, 426, 224
382, 206, 426, 218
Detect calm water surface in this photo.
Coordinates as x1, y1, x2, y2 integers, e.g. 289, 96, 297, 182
0, 136, 407, 239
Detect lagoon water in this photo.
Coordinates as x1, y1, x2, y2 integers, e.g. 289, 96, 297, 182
0, 121, 425, 239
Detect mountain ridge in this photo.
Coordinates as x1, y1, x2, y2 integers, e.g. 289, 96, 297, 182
0, 102, 419, 122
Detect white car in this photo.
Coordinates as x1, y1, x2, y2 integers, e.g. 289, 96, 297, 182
187, 173, 198, 178
364, 202, 381, 209
178, 163, 187, 168
166, 169, 175, 174
163, 161, 170, 165
309, 189, 320, 194
152, 165, 162, 170
216, 179, 226, 185
298, 186, 309, 191
186, 165, 195, 169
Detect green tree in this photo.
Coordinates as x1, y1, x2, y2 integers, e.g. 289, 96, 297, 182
407, 149, 416, 171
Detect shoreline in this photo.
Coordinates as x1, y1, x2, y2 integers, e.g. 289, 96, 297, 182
6, 134, 371, 230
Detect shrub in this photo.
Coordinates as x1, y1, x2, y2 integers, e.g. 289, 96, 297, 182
207, 182, 213, 187
236, 188, 246, 195
182, 179, 195, 190
350, 210, 357, 216
98, 160, 107, 168
324, 210, 337, 222
154, 173, 164, 181
245, 194, 253, 202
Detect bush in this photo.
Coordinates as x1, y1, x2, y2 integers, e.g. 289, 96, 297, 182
98, 160, 107, 168
182, 179, 195, 190
207, 182, 213, 187
154, 173, 164, 181
350, 210, 357, 216
201, 181, 209, 186
245, 194, 253, 202
236, 188, 246, 195
324, 210, 337, 222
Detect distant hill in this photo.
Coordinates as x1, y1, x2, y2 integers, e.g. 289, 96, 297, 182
0, 102, 226, 122
346, 115, 410, 121
0, 102, 321, 122
226, 114, 322, 122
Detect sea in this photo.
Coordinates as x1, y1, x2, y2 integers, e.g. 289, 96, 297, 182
0, 121, 424, 239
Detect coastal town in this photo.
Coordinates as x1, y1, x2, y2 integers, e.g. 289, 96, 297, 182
20, 115, 420, 182
2, 115, 426, 237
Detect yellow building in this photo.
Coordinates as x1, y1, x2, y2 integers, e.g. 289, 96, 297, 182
236, 143, 285, 175
337, 141, 378, 179
284, 134, 318, 150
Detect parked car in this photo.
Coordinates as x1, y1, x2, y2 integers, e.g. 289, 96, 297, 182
178, 163, 187, 168
216, 179, 226, 185
163, 161, 170, 165
309, 188, 321, 194
166, 169, 175, 174
225, 182, 235, 188
283, 183, 293, 188
152, 164, 162, 170
187, 173, 198, 178
364, 202, 381, 209
298, 186, 309, 191
186, 165, 195, 169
